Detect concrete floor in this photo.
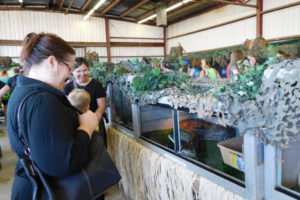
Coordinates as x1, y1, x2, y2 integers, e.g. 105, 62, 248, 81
0, 118, 125, 200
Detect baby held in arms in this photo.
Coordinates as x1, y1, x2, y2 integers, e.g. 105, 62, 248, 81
68, 89, 99, 132
68, 88, 91, 113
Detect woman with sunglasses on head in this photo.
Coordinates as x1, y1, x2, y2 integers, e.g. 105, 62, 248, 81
64, 57, 107, 147
7, 32, 99, 200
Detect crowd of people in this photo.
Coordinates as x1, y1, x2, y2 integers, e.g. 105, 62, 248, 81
0, 31, 291, 199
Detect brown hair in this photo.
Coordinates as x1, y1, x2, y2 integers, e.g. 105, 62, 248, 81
13, 67, 20, 74
20, 32, 75, 71
68, 89, 91, 113
74, 57, 89, 69
192, 59, 202, 70
1, 70, 8, 77
22, 32, 37, 46
228, 50, 243, 72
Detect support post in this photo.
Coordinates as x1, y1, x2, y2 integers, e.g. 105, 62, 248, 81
163, 26, 167, 57
256, 0, 263, 37
105, 18, 111, 63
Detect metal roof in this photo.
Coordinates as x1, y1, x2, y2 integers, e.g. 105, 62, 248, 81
0, 0, 256, 25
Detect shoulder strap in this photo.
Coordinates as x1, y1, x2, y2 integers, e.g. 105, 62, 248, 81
73, 80, 78, 89
17, 90, 43, 157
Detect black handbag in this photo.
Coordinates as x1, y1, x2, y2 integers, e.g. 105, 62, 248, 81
17, 91, 121, 200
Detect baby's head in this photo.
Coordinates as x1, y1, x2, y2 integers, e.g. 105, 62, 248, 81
68, 88, 90, 113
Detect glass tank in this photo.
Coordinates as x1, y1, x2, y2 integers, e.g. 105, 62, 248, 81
139, 104, 244, 182
140, 104, 174, 151
111, 85, 133, 130
279, 137, 300, 194
177, 110, 244, 181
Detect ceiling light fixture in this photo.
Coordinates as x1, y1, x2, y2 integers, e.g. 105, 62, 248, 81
138, 0, 192, 24
138, 14, 157, 24
18, 0, 23, 3
83, 0, 106, 21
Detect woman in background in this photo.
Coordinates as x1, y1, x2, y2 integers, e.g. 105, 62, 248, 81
189, 59, 202, 78
199, 58, 221, 79
64, 57, 107, 147
227, 50, 243, 78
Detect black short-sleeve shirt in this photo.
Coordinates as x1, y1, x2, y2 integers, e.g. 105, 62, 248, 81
64, 79, 106, 112
0, 80, 5, 89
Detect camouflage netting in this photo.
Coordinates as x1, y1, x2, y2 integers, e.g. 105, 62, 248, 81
0, 56, 12, 70
111, 59, 300, 148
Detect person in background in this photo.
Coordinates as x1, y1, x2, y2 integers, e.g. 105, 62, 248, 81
227, 50, 243, 78
7, 32, 99, 200
151, 62, 159, 69
160, 61, 171, 72
64, 57, 107, 147
0, 67, 21, 121
142, 57, 150, 65
182, 60, 190, 73
277, 50, 290, 61
249, 55, 257, 67
189, 59, 202, 78
199, 58, 221, 79
0, 80, 5, 169
0, 70, 9, 84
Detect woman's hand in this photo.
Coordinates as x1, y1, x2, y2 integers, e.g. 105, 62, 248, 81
77, 110, 99, 138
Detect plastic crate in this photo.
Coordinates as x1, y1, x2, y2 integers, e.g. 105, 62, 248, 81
217, 136, 244, 171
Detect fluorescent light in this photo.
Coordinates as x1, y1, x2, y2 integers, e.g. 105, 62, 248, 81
83, 0, 106, 21
166, 2, 183, 12
138, 14, 157, 24
94, 0, 106, 10
18, 0, 23, 2
83, 15, 90, 21
138, 0, 192, 24
87, 9, 95, 16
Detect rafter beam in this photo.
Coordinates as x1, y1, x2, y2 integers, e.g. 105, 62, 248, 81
120, 0, 150, 18
100, 0, 121, 15
168, 1, 201, 19
59, 0, 65, 11
208, 0, 257, 8
65, 0, 75, 14
81, 0, 93, 12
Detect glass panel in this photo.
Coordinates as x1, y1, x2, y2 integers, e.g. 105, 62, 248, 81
280, 137, 300, 194
178, 110, 244, 181
111, 85, 133, 130
140, 105, 174, 150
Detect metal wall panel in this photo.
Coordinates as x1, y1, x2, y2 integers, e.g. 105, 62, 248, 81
167, 1, 257, 38
74, 48, 85, 57
0, 11, 106, 42
0, 46, 23, 57
110, 38, 164, 43
263, 0, 299, 10
111, 47, 164, 57
167, 17, 256, 54
263, 5, 300, 39
109, 19, 163, 39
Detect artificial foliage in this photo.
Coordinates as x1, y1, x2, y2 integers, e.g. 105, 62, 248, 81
89, 61, 111, 87
132, 68, 193, 94
212, 55, 281, 100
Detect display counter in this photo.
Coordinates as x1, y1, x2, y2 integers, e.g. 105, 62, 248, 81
106, 59, 300, 200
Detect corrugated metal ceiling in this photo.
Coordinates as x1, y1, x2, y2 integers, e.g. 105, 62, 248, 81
0, 0, 255, 25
